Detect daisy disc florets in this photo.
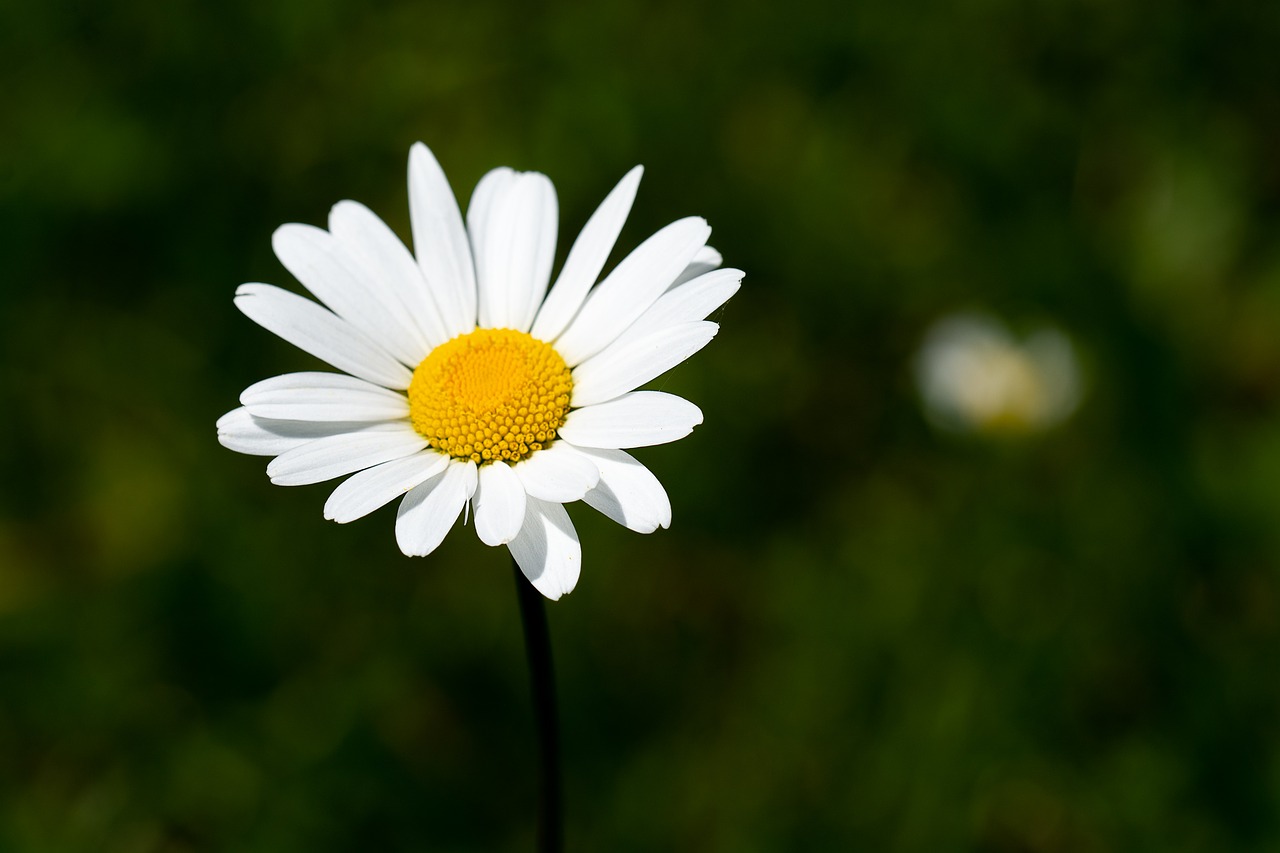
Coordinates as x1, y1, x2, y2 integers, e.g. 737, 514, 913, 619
218, 143, 740, 599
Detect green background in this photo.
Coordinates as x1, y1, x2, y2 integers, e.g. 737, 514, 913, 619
4, 0, 1280, 849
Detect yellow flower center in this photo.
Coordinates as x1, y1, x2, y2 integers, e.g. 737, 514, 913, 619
408, 328, 573, 465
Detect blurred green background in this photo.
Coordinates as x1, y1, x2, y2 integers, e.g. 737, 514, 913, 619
4, 0, 1280, 850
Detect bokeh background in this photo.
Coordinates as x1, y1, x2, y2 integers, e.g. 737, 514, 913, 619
4, 0, 1280, 850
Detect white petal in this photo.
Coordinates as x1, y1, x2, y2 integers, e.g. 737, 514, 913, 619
266, 423, 427, 486
561, 269, 739, 406
217, 407, 374, 457
576, 447, 671, 533
467, 168, 515, 241
558, 392, 703, 449
324, 449, 450, 523
408, 143, 477, 338
395, 459, 478, 557
570, 321, 718, 408
473, 461, 528, 546
234, 284, 412, 389
621, 268, 741, 341
553, 217, 712, 366
272, 223, 425, 367
471, 171, 558, 332
241, 372, 410, 422
670, 245, 723, 288
531, 166, 643, 342
466, 167, 516, 289
508, 498, 581, 600
328, 200, 450, 353
526, 176, 560, 332
512, 442, 601, 502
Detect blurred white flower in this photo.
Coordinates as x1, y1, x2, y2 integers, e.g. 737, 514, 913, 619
915, 313, 1081, 435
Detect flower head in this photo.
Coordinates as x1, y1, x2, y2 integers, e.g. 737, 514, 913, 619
218, 143, 739, 599
915, 313, 1081, 436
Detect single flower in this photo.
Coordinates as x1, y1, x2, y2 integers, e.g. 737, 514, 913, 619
218, 143, 739, 599
915, 312, 1081, 435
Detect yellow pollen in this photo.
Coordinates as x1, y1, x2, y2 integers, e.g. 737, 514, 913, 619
408, 328, 573, 465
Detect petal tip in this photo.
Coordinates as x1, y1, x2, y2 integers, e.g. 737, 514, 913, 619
328, 199, 362, 226
409, 141, 433, 163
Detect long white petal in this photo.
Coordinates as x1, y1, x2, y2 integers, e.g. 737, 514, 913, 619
395, 459, 478, 557
473, 461, 527, 546
324, 449, 450, 523
328, 200, 449, 353
620, 268, 741, 342
670, 245, 723, 289
558, 392, 703, 449
508, 498, 581, 600
241, 372, 410, 422
576, 446, 671, 533
553, 217, 711, 365
266, 423, 427, 486
467, 167, 516, 291
273, 223, 425, 366
234, 284, 412, 389
408, 143, 476, 338
569, 321, 718, 408
531, 166, 643, 342
471, 171, 558, 332
513, 441, 601, 502
525, 175, 560, 332
217, 407, 376, 457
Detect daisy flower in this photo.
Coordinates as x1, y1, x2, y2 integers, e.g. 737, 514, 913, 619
218, 143, 740, 600
915, 312, 1081, 435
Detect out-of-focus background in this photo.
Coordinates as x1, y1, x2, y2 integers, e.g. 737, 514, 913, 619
4, 0, 1280, 850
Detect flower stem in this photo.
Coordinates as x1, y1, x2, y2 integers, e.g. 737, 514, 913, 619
513, 558, 563, 853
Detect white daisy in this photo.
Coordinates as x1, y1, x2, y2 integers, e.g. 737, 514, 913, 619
915, 312, 1081, 435
218, 143, 740, 600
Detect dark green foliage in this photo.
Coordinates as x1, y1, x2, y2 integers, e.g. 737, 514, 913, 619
2, 0, 1279, 849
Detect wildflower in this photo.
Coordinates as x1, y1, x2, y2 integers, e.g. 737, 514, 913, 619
916, 313, 1080, 435
219, 144, 738, 598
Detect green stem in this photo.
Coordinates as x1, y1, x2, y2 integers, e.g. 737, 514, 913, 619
513, 558, 563, 853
